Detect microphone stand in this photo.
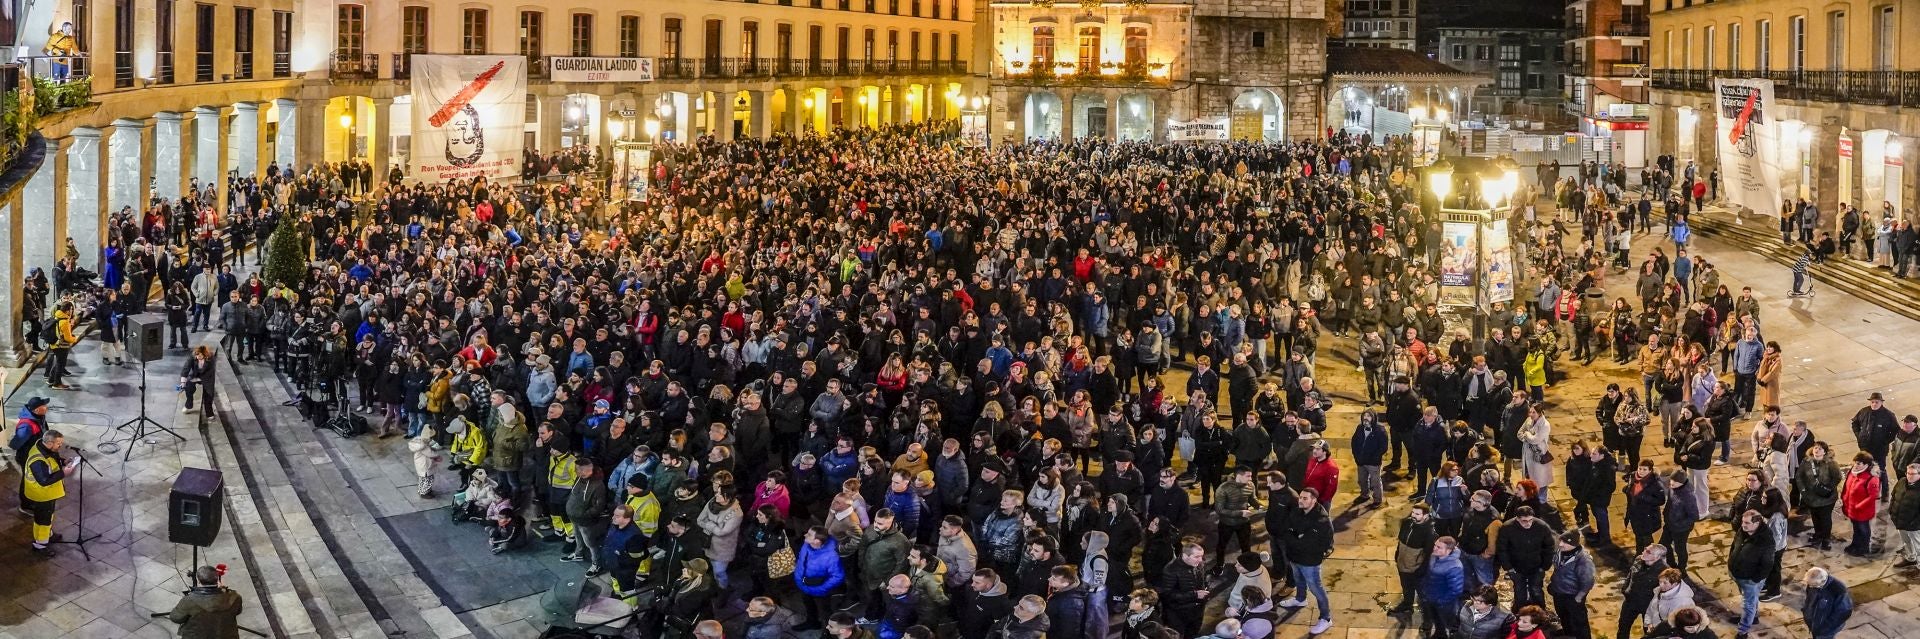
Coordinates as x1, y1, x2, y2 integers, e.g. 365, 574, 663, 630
49, 450, 101, 560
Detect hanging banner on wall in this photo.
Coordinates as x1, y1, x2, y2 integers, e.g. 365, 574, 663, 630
610, 142, 651, 202
1482, 219, 1515, 304
1438, 221, 1479, 307
410, 55, 528, 183
1167, 118, 1229, 142
551, 57, 654, 83
1713, 78, 1787, 215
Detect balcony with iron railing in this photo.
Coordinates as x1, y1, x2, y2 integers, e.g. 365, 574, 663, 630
1600, 59, 1647, 77
332, 52, 379, 79
643, 56, 966, 80
1651, 68, 1920, 106
997, 59, 1169, 85
1609, 21, 1649, 37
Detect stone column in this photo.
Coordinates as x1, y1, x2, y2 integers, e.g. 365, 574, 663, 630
194, 107, 225, 192
214, 107, 234, 214
274, 99, 299, 172
107, 118, 150, 217
784, 88, 804, 134
1059, 92, 1074, 140
154, 113, 186, 202
1105, 93, 1119, 141
716, 92, 737, 142
540, 95, 566, 153
0, 189, 24, 366
25, 137, 63, 276
749, 90, 772, 139
892, 85, 908, 124
295, 98, 327, 173
370, 97, 394, 179
1002, 88, 1026, 141
232, 102, 262, 178
1153, 93, 1172, 142
66, 128, 105, 271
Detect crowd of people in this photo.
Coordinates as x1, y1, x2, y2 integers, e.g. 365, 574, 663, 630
26, 120, 1919, 639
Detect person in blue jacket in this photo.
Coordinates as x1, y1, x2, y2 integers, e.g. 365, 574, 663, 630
795, 526, 846, 631
821, 435, 862, 491
1800, 566, 1852, 639
883, 470, 926, 539
1421, 537, 1466, 639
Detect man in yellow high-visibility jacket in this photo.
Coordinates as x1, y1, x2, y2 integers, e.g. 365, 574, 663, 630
22, 430, 76, 556
546, 439, 579, 554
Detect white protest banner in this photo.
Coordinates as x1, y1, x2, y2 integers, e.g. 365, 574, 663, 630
1713, 78, 1787, 214
1167, 118, 1229, 142
410, 55, 528, 183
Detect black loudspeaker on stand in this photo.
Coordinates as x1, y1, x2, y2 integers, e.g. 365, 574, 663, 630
127, 314, 165, 364
169, 467, 225, 548
116, 313, 185, 460
169, 468, 224, 607
154, 468, 266, 638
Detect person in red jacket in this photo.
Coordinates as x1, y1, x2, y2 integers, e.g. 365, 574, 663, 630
1301, 440, 1340, 504
1842, 452, 1883, 557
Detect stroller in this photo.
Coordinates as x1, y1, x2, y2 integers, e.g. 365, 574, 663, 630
538, 575, 645, 638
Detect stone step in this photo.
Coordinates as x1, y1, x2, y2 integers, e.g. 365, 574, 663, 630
1687, 210, 1920, 323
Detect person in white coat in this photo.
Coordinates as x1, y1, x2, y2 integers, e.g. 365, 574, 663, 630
1522, 405, 1555, 489
1642, 568, 1695, 633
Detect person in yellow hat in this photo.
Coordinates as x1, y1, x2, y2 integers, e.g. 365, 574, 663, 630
22, 429, 77, 556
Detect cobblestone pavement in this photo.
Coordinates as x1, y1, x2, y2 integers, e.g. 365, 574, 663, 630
0, 335, 280, 639
1225, 206, 1920, 639
11, 202, 1920, 639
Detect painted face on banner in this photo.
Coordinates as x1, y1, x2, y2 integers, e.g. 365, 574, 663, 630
444, 103, 485, 168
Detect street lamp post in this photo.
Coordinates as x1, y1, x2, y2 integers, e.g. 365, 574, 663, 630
339, 113, 355, 162
1426, 158, 1519, 341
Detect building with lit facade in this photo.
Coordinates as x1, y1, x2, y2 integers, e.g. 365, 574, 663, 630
0, 0, 981, 363
1564, 0, 1649, 169
984, 0, 1326, 141
1648, 0, 1919, 219
1338, 0, 1416, 50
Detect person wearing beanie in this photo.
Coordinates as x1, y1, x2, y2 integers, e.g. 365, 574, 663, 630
1662, 470, 1702, 571
1547, 532, 1595, 638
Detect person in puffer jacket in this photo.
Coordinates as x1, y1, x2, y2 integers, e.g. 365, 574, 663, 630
1420, 538, 1466, 638
794, 526, 846, 630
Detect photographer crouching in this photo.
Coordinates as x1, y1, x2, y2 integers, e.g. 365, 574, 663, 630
166, 565, 244, 639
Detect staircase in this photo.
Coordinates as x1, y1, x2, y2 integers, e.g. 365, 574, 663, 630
1687, 207, 1920, 323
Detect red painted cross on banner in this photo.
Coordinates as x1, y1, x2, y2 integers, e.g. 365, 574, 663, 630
428, 60, 509, 128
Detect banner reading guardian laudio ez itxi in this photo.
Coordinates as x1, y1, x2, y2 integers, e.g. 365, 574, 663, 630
411, 55, 527, 183
1713, 78, 1785, 215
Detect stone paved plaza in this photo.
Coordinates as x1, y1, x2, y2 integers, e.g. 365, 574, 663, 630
7, 205, 1920, 639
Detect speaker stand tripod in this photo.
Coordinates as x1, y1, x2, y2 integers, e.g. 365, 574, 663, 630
117, 357, 186, 461
49, 451, 101, 560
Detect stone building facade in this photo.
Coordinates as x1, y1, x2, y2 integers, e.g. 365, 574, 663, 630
1648, 0, 1920, 222
987, 0, 1325, 141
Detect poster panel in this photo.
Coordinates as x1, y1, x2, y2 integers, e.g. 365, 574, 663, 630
961, 112, 988, 148
1439, 221, 1479, 307
611, 144, 651, 202
410, 55, 528, 183
1483, 219, 1515, 304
